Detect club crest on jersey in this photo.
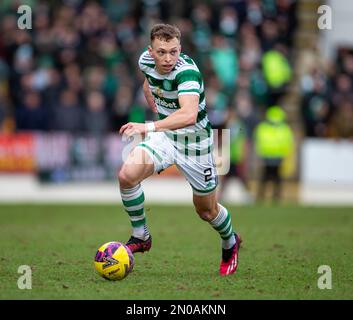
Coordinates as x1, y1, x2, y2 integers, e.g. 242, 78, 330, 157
163, 80, 172, 91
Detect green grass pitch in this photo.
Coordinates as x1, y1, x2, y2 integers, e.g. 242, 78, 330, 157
0, 204, 352, 299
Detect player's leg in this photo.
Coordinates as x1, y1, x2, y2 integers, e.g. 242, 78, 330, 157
118, 147, 154, 252
119, 147, 154, 188
119, 132, 174, 253
193, 192, 236, 247
177, 151, 241, 276
193, 191, 241, 276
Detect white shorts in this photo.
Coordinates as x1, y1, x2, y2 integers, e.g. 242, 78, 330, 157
135, 132, 218, 196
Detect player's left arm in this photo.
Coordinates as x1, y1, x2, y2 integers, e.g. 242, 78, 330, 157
143, 79, 157, 113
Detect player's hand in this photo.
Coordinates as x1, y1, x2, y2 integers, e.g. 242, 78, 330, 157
119, 122, 147, 138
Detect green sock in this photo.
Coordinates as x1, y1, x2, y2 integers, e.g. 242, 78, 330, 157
120, 183, 150, 241
209, 204, 236, 249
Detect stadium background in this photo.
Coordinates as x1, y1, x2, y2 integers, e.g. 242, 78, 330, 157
1, 0, 353, 204
0, 0, 353, 298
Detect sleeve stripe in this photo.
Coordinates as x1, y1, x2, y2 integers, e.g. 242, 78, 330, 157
178, 81, 200, 91
178, 88, 200, 93
138, 50, 154, 72
178, 91, 200, 96
176, 69, 201, 84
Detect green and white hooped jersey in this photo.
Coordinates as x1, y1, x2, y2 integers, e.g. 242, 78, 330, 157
138, 50, 213, 156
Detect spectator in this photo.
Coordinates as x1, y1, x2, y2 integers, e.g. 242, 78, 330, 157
219, 6, 239, 39
262, 44, 292, 105
210, 34, 238, 94
15, 91, 47, 131
111, 84, 134, 131
62, 63, 82, 95
260, 18, 280, 52
190, 2, 213, 54
218, 109, 251, 201
234, 90, 259, 139
254, 106, 294, 202
341, 52, 353, 78
50, 89, 83, 133
0, 0, 299, 140
205, 74, 229, 130
83, 91, 110, 135
328, 99, 353, 139
330, 73, 353, 111
301, 76, 330, 138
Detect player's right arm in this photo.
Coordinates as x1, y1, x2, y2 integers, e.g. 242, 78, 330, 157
154, 94, 199, 131
154, 65, 201, 132
143, 79, 157, 113
139, 51, 157, 113
120, 94, 199, 137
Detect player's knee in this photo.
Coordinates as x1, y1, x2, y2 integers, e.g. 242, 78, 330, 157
118, 168, 137, 189
196, 208, 216, 222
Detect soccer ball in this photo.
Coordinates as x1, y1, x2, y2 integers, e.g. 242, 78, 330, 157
94, 241, 134, 281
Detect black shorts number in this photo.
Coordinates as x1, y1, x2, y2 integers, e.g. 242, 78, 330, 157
204, 168, 212, 182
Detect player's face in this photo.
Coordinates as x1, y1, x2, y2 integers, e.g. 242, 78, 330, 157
149, 37, 181, 74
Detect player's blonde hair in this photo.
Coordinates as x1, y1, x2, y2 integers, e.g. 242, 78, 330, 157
150, 24, 181, 42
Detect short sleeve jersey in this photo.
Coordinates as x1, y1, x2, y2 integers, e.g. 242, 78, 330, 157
138, 50, 213, 154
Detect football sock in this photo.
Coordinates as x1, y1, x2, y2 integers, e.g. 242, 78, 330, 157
120, 183, 150, 241
209, 204, 236, 250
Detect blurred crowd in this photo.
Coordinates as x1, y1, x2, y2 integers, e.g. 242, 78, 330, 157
0, 0, 297, 138
300, 47, 353, 139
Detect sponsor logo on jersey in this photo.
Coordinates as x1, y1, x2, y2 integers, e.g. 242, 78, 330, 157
154, 96, 178, 109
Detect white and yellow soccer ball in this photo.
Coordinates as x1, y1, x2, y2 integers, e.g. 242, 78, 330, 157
94, 241, 134, 281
